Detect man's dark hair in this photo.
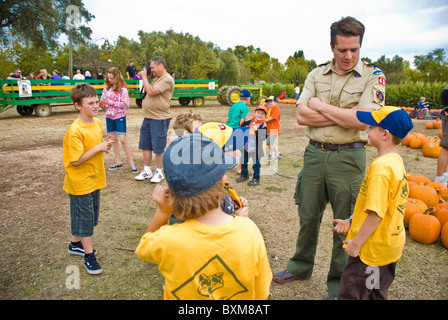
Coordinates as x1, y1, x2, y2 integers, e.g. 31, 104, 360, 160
330, 16, 365, 48
150, 56, 167, 69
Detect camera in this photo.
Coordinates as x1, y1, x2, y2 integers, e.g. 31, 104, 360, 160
142, 66, 152, 79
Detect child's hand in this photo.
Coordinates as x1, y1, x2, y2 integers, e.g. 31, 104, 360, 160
152, 185, 173, 214
235, 197, 249, 218
343, 240, 360, 258
332, 219, 350, 235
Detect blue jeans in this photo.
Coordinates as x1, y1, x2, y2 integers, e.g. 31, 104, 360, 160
241, 149, 261, 180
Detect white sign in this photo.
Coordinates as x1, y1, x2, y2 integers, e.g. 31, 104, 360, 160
18, 80, 32, 97
208, 82, 215, 90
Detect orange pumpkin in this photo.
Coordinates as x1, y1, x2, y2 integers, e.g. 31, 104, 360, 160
441, 222, 448, 249
433, 121, 441, 129
438, 188, 448, 201
409, 136, 423, 149
402, 134, 412, 147
422, 140, 442, 158
436, 207, 448, 227
404, 198, 428, 226
409, 185, 440, 207
409, 175, 431, 186
426, 181, 447, 193
434, 201, 448, 217
439, 130, 443, 138
409, 210, 442, 244
425, 122, 434, 129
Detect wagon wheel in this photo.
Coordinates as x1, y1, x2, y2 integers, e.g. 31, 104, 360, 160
217, 86, 228, 105
193, 97, 205, 107
179, 97, 191, 106
225, 86, 241, 105
35, 104, 52, 117
417, 112, 425, 119
17, 105, 34, 116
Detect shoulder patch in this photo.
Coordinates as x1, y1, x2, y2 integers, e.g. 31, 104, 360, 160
373, 70, 384, 76
318, 62, 329, 67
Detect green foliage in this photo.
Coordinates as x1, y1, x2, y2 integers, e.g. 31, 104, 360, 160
0, 0, 94, 49
386, 82, 447, 108
263, 83, 296, 98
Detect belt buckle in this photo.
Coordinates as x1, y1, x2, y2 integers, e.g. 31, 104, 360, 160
321, 143, 326, 151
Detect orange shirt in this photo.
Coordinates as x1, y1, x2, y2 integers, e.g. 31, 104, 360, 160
266, 105, 280, 135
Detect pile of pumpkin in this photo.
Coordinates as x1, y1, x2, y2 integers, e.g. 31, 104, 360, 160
406, 173, 448, 248
401, 121, 443, 158
277, 99, 297, 104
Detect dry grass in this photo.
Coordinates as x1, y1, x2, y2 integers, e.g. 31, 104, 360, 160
0, 100, 447, 300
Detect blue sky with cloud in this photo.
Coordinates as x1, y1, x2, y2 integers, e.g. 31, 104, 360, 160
80, 0, 448, 66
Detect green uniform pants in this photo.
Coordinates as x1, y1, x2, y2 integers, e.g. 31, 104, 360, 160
287, 143, 366, 297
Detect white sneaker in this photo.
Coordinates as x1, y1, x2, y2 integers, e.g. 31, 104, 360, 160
135, 170, 153, 181
150, 170, 164, 183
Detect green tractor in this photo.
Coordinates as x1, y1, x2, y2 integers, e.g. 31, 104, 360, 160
217, 85, 267, 106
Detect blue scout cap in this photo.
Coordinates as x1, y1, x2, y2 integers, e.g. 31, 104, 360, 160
163, 133, 237, 197
356, 106, 413, 139
240, 89, 253, 98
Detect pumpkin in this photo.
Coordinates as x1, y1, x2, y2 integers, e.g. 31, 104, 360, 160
425, 122, 434, 129
402, 134, 412, 147
404, 198, 428, 226
409, 210, 442, 244
438, 188, 448, 201
436, 207, 448, 227
433, 121, 441, 129
409, 136, 423, 149
426, 181, 447, 193
409, 175, 431, 186
441, 222, 448, 249
409, 185, 440, 207
439, 130, 443, 138
434, 201, 448, 217
422, 140, 442, 158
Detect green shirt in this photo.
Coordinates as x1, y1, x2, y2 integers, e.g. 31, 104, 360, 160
226, 101, 249, 128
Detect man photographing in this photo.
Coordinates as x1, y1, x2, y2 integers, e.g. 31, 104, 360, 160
135, 56, 175, 183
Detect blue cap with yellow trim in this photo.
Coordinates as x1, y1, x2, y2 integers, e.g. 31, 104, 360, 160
356, 106, 413, 139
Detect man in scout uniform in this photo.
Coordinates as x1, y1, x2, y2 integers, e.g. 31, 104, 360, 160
272, 16, 386, 300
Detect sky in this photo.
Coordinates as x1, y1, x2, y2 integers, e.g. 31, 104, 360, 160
79, 0, 448, 66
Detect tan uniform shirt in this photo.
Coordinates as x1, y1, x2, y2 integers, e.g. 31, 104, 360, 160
142, 73, 175, 120
298, 59, 386, 144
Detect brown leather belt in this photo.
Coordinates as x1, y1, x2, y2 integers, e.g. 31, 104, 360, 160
309, 139, 366, 151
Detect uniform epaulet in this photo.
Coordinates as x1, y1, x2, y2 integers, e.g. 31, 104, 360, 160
318, 62, 329, 67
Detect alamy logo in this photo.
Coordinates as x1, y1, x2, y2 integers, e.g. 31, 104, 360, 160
66, 5, 81, 30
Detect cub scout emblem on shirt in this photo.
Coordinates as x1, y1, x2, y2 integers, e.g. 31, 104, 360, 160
376, 90, 385, 103
378, 77, 386, 86
172, 255, 248, 300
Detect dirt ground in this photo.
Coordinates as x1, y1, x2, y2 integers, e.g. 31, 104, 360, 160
0, 100, 447, 300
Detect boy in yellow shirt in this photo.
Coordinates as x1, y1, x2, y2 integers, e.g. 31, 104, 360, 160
135, 133, 272, 300
63, 84, 113, 275
334, 106, 413, 300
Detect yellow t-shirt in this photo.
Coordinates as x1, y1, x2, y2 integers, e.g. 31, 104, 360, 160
63, 118, 106, 195
345, 153, 408, 266
135, 216, 272, 300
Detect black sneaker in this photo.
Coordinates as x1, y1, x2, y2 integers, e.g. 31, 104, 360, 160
247, 178, 260, 186
131, 166, 138, 174
84, 253, 102, 275
68, 242, 97, 256
108, 163, 123, 171
236, 176, 249, 183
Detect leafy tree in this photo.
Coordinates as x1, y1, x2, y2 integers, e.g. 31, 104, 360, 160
0, 0, 94, 49
414, 48, 448, 82
374, 55, 409, 84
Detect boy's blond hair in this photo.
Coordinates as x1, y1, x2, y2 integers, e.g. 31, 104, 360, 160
173, 111, 203, 136
70, 83, 98, 107
172, 181, 226, 220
